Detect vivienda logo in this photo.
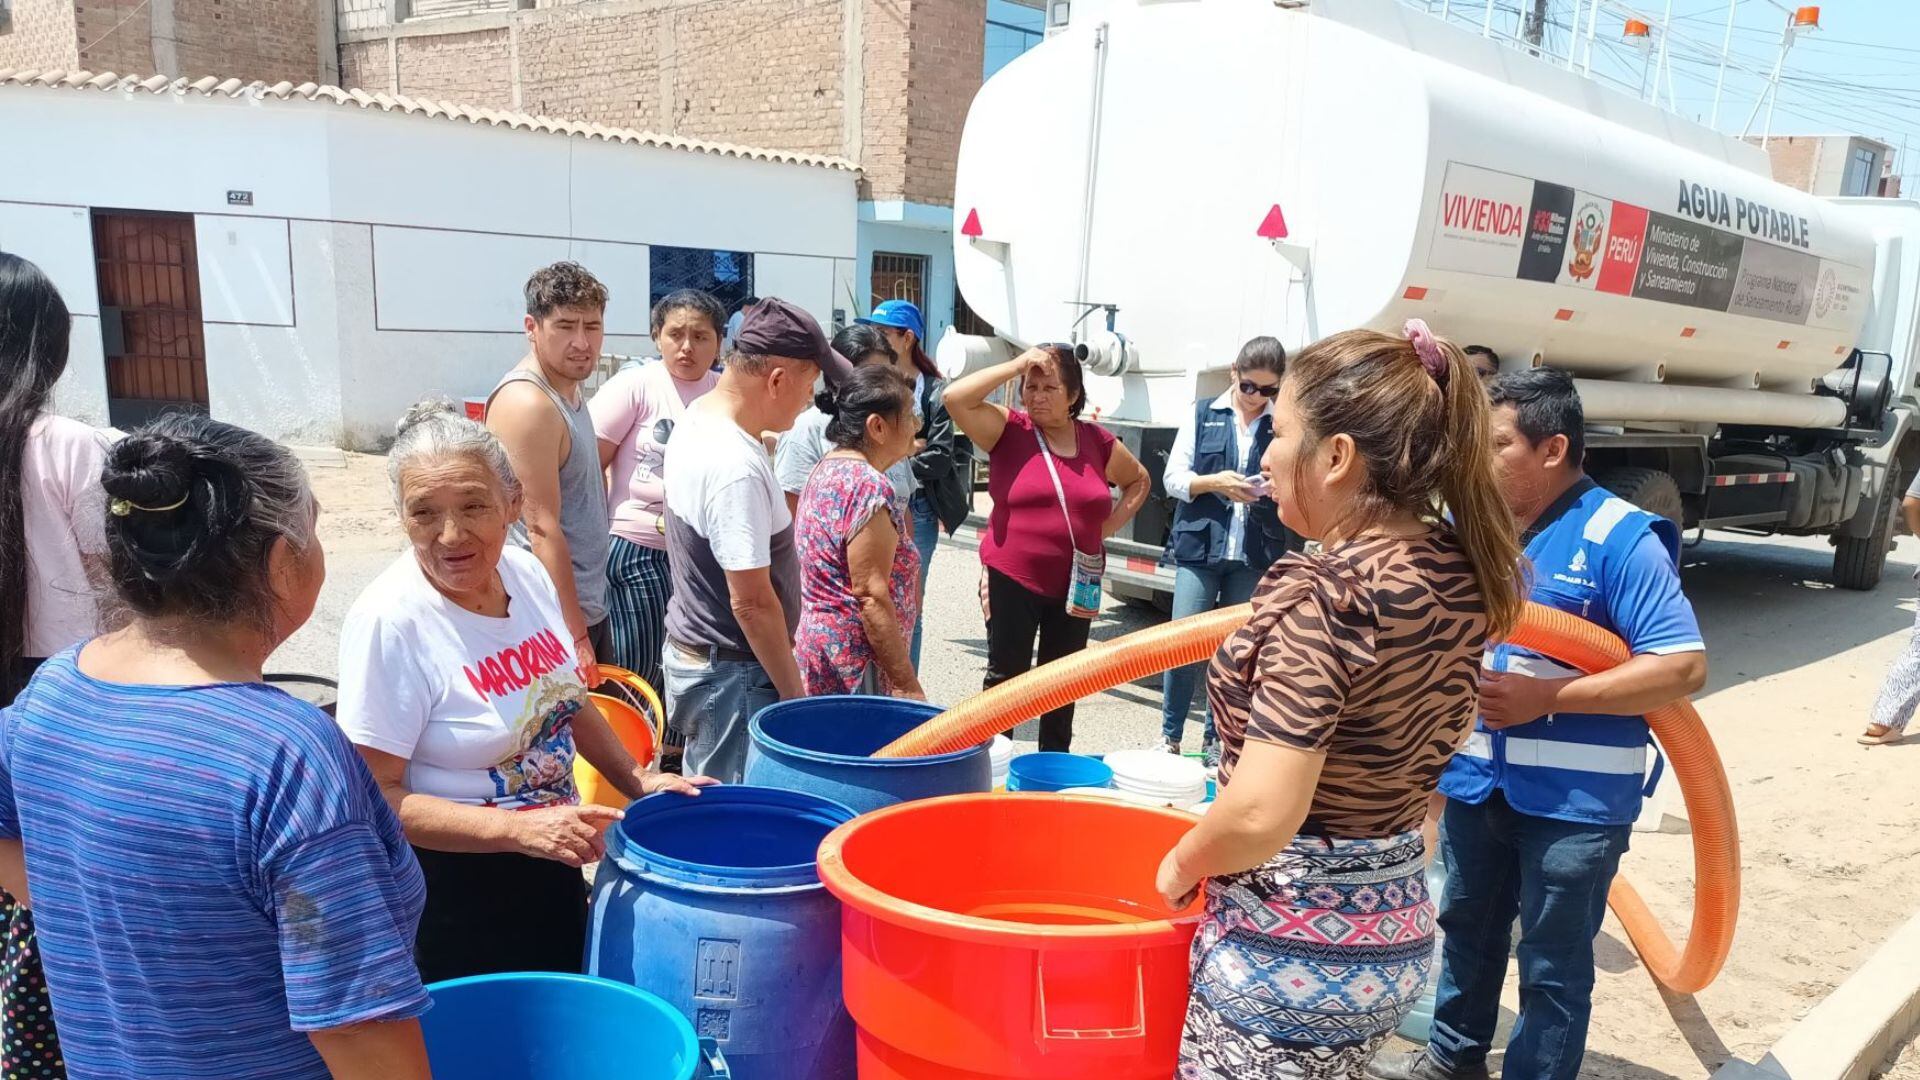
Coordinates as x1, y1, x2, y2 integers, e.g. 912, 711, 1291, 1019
1443, 192, 1525, 238
463, 629, 571, 701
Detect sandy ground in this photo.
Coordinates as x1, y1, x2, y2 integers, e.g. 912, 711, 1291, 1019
289, 453, 1920, 1078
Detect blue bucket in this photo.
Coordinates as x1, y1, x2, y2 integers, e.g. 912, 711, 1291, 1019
1006, 752, 1114, 792
587, 786, 857, 1080
422, 971, 723, 1079
743, 696, 991, 815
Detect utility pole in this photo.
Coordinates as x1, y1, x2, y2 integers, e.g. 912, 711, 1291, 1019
1742, 8, 1818, 148
1709, 0, 1737, 127
1524, 0, 1550, 55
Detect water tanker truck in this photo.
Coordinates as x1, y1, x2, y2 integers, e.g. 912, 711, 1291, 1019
937, 0, 1920, 601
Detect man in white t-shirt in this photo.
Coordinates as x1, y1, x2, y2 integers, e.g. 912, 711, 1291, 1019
662, 299, 854, 782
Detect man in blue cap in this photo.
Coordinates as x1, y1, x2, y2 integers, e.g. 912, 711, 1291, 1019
858, 300, 969, 668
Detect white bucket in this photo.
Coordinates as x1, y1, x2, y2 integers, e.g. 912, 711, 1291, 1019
1060, 787, 1170, 808
1103, 750, 1210, 808
989, 735, 1014, 791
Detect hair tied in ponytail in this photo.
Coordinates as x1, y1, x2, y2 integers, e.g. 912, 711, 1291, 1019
1404, 319, 1448, 387
816, 384, 843, 419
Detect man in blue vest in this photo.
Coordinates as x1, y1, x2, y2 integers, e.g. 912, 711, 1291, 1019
1371, 367, 1706, 1080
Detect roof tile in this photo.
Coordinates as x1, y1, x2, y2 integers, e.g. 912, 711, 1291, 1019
0, 69, 855, 171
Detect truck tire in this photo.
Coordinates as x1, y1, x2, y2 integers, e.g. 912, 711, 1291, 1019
1833, 468, 1902, 591
1595, 467, 1684, 534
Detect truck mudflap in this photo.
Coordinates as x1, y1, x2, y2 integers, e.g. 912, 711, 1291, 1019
1105, 548, 1177, 596
1838, 403, 1913, 540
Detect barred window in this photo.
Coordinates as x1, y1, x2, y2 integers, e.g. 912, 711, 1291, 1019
871, 252, 926, 311
651, 245, 755, 315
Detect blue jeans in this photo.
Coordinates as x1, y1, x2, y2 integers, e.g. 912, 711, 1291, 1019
909, 493, 941, 668
662, 642, 779, 785
1160, 561, 1264, 746
1429, 792, 1632, 1080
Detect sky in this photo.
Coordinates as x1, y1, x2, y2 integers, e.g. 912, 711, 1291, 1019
1415, 0, 1920, 185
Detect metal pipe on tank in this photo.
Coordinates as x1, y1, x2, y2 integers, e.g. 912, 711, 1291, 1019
1072, 24, 1111, 340
1573, 380, 1847, 428
934, 330, 1017, 381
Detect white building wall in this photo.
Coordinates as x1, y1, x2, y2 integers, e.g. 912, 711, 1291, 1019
0, 202, 109, 424
857, 215, 958, 346
0, 85, 858, 449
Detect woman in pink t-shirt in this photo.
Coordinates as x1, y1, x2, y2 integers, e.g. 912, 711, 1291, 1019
1, 252, 117, 1076
589, 291, 723, 713
2, 256, 114, 709
945, 346, 1150, 751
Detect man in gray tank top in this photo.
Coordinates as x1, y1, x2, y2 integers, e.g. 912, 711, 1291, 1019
486, 261, 613, 679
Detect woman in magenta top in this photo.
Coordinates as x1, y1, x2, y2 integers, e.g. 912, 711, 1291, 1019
945, 346, 1150, 750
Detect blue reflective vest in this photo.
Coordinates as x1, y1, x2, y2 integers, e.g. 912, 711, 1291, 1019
1166, 397, 1298, 569
1439, 479, 1704, 826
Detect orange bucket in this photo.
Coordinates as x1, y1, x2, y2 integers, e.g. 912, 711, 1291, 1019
574, 666, 664, 810
815, 793, 1203, 1078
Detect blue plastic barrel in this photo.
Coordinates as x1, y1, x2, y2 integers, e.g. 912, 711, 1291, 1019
422, 971, 722, 1079
743, 696, 991, 815
1006, 751, 1114, 792
587, 786, 857, 1080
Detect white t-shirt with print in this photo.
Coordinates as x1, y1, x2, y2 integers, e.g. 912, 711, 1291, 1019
664, 404, 791, 572
335, 545, 588, 809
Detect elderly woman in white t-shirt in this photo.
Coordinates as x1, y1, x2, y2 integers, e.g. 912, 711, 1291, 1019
335, 400, 712, 985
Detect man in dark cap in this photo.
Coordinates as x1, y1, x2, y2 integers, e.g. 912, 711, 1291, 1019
660, 298, 854, 782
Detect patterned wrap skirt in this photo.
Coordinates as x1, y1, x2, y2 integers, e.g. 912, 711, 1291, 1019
1179, 830, 1432, 1079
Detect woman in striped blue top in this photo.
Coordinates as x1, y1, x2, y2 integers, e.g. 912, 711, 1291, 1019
0, 415, 432, 1079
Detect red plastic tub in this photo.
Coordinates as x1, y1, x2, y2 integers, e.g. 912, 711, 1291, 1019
815, 793, 1202, 1078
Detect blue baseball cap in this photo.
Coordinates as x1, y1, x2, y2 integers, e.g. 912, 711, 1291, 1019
859, 300, 926, 341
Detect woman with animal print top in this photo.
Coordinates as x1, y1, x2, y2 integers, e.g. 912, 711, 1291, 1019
1156, 322, 1525, 1080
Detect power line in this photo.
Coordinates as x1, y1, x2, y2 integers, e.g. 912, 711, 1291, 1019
79, 0, 152, 55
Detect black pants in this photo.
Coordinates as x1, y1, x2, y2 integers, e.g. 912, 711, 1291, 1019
412, 846, 589, 985
585, 618, 614, 672
984, 567, 1094, 752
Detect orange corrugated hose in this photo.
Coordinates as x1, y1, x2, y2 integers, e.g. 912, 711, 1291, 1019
877, 600, 1738, 994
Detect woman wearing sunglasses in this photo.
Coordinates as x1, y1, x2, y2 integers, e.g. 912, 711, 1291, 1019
1159, 336, 1301, 765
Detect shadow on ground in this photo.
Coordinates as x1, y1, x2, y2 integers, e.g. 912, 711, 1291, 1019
1679, 537, 1915, 695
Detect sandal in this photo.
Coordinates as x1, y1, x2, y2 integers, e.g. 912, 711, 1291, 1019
1859, 724, 1905, 745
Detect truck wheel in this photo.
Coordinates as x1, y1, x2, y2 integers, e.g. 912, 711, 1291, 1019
1834, 468, 1902, 591
1595, 467, 1684, 534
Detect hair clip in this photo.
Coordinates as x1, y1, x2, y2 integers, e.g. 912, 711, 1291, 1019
1403, 319, 1448, 385
109, 493, 190, 517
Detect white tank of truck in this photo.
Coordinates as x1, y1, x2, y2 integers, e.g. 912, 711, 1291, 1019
945, 0, 1886, 429
943, 0, 1920, 592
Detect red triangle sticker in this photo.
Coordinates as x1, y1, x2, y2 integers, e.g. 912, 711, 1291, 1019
961, 208, 984, 238
1257, 204, 1289, 240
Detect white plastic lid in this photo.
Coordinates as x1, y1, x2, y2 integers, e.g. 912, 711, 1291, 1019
1104, 749, 1208, 799
1060, 787, 1170, 807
